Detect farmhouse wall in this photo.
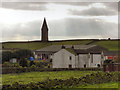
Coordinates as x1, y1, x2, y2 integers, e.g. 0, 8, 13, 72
78, 54, 89, 68
90, 54, 102, 67
52, 49, 76, 68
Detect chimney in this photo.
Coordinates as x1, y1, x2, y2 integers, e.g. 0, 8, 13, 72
61, 45, 65, 49
71, 45, 74, 49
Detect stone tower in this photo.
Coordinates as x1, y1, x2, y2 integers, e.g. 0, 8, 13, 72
41, 18, 48, 42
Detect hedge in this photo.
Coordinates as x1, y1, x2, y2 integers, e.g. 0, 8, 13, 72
2, 72, 120, 89
2, 67, 102, 74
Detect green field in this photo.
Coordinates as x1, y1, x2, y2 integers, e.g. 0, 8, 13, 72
92, 41, 119, 51
2, 40, 119, 51
2, 71, 98, 85
3, 40, 92, 51
76, 82, 119, 88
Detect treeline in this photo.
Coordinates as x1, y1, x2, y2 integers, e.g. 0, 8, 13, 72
2, 49, 33, 64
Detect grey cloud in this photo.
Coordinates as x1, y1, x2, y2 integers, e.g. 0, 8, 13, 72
52, 2, 92, 6
64, 18, 117, 38
1, 2, 48, 11
2, 20, 42, 40
69, 6, 117, 16
1, 17, 118, 41
103, 3, 118, 11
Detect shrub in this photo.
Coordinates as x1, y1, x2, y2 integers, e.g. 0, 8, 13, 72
19, 58, 28, 67
2, 62, 12, 67
104, 59, 115, 64
31, 65, 36, 68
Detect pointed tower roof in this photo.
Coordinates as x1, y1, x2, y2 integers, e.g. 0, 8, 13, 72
41, 17, 48, 31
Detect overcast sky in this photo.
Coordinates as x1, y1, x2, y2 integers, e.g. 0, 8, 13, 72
0, 2, 118, 41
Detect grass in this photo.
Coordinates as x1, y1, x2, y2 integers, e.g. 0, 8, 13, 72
3, 42, 52, 51
76, 82, 119, 88
2, 40, 92, 51
51, 40, 92, 45
2, 71, 98, 85
92, 41, 119, 51
2, 40, 119, 51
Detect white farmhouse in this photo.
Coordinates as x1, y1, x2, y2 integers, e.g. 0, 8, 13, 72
34, 45, 107, 68
52, 47, 104, 68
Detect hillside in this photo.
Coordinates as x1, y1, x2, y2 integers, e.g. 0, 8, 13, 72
2, 39, 119, 51
91, 40, 119, 51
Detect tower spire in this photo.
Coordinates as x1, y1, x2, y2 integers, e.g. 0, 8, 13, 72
41, 18, 49, 42
41, 17, 48, 30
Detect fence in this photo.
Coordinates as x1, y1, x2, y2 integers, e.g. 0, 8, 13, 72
103, 63, 120, 72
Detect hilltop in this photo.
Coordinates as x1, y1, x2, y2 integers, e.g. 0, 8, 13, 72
2, 39, 119, 51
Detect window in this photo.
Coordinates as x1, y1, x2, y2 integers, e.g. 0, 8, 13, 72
91, 54, 93, 63
69, 64, 72, 69
50, 59, 52, 62
84, 64, 86, 68
69, 56, 72, 60
97, 64, 100, 67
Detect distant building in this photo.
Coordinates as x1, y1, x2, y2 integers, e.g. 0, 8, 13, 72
104, 51, 119, 60
10, 58, 17, 63
34, 45, 107, 68
41, 18, 48, 42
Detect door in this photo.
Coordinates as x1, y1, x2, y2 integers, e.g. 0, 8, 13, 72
69, 64, 72, 69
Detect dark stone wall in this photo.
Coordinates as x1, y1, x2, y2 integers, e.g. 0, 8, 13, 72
103, 63, 120, 72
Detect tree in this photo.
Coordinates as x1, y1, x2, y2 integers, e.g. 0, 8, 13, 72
19, 58, 28, 67
30, 61, 35, 67
2, 51, 12, 64
14, 49, 33, 60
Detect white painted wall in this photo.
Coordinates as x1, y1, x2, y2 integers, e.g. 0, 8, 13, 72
52, 49, 76, 68
52, 49, 103, 68
78, 54, 90, 68
78, 54, 102, 68
90, 54, 102, 67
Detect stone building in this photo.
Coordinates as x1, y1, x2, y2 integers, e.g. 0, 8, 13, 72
34, 45, 107, 68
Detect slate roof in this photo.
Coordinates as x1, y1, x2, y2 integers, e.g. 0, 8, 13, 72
36, 45, 96, 52
35, 45, 107, 54
104, 51, 120, 56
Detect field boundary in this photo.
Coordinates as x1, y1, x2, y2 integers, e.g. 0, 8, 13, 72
2, 67, 102, 74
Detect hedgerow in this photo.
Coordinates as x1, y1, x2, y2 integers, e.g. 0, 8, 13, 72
2, 71, 120, 89
2, 67, 102, 74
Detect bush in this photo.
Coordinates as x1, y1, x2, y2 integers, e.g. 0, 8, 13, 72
2, 62, 12, 67
19, 58, 28, 67
2, 51, 12, 64
104, 59, 115, 64
31, 65, 36, 68
30, 61, 35, 67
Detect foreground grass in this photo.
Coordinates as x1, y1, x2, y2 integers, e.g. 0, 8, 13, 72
76, 82, 119, 88
2, 71, 98, 85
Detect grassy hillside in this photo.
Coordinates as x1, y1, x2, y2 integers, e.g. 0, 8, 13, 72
91, 40, 119, 51
2, 40, 119, 51
2, 40, 92, 51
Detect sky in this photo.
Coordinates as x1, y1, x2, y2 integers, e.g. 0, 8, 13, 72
0, 1, 118, 42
